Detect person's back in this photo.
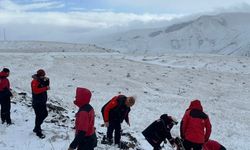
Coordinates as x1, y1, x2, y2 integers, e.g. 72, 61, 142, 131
101, 95, 130, 123
203, 140, 226, 150
180, 99, 212, 150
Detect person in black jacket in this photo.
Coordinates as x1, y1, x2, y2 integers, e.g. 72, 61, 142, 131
142, 114, 178, 150
0, 68, 13, 125
31, 69, 50, 139
101, 95, 135, 147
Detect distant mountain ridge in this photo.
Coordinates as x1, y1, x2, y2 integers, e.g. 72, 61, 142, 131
0, 41, 115, 53
94, 12, 250, 56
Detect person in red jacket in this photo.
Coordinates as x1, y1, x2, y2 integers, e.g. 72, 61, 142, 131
180, 99, 212, 150
101, 95, 135, 147
203, 140, 226, 150
31, 69, 50, 138
68, 87, 97, 150
0, 68, 13, 125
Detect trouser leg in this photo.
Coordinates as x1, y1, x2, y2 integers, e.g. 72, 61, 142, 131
33, 104, 48, 131
113, 122, 121, 144
1, 98, 11, 124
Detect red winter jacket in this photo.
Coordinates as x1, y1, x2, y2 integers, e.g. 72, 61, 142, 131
0, 72, 10, 91
74, 87, 95, 136
203, 140, 224, 150
180, 100, 211, 144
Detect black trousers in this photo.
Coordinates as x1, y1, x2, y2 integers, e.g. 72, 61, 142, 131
33, 104, 48, 131
183, 140, 203, 150
77, 133, 97, 150
107, 121, 121, 144
1, 97, 11, 124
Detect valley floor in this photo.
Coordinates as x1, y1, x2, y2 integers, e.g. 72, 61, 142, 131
0, 52, 250, 150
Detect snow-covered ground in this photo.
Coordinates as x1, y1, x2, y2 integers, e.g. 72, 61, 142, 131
0, 50, 250, 150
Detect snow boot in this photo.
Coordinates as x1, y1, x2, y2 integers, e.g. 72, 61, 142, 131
36, 132, 45, 139
101, 135, 113, 145
116, 141, 129, 149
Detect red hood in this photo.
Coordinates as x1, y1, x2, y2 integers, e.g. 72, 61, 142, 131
74, 87, 92, 107
0, 72, 8, 78
188, 99, 203, 111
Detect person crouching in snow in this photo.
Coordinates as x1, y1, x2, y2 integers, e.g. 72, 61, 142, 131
101, 95, 135, 147
142, 114, 178, 150
203, 139, 226, 150
68, 87, 97, 150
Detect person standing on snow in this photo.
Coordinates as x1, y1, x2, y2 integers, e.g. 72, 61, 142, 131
203, 139, 226, 150
142, 114, 178, 150
0, 68, 13, 125
31, 69, 50, 139
68, 87, 97, 150
101, 95, 135, 147
180, 99, 212, 150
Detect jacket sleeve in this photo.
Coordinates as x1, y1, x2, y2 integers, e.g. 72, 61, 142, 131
180, 111, 189, 139
204, 117, 212, 142
165, 130, 174, 144
31, 80, 48, 94
103, 96, 118, 122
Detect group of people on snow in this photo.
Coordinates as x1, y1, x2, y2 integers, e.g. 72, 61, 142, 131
0, 67, 226, 150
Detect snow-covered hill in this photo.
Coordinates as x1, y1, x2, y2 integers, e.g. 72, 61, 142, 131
0, 44, 250, 149
93, 12, 250, 56
0, 41, 116, 53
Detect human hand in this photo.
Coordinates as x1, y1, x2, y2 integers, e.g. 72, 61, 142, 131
171, 143, 177, 148
105, 122, 109, 127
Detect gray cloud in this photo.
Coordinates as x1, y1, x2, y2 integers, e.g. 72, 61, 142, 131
1, 0, 250, 43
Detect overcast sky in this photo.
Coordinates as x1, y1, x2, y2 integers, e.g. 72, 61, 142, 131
0, 0, 250, 42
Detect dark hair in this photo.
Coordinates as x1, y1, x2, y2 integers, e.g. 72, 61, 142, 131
37, 69, 46, 77
2, 68, 10, 73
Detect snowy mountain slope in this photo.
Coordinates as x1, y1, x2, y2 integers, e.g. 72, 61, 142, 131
93, 12, 250, 56
0, 41, 116, 53
0, 49, 250, 149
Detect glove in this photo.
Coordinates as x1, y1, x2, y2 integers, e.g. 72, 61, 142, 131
68, 147, 74, 150
171, 143, 177, 148
163, 139, 167, 144
169, 138, 176, 147
105, 122, 109, 127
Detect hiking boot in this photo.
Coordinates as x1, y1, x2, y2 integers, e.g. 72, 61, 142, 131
116, 141, 128, 149
33, 127, 42, 133
101, 136, 113, 145
36, 132, 45, 139
7, 120, 12, 125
